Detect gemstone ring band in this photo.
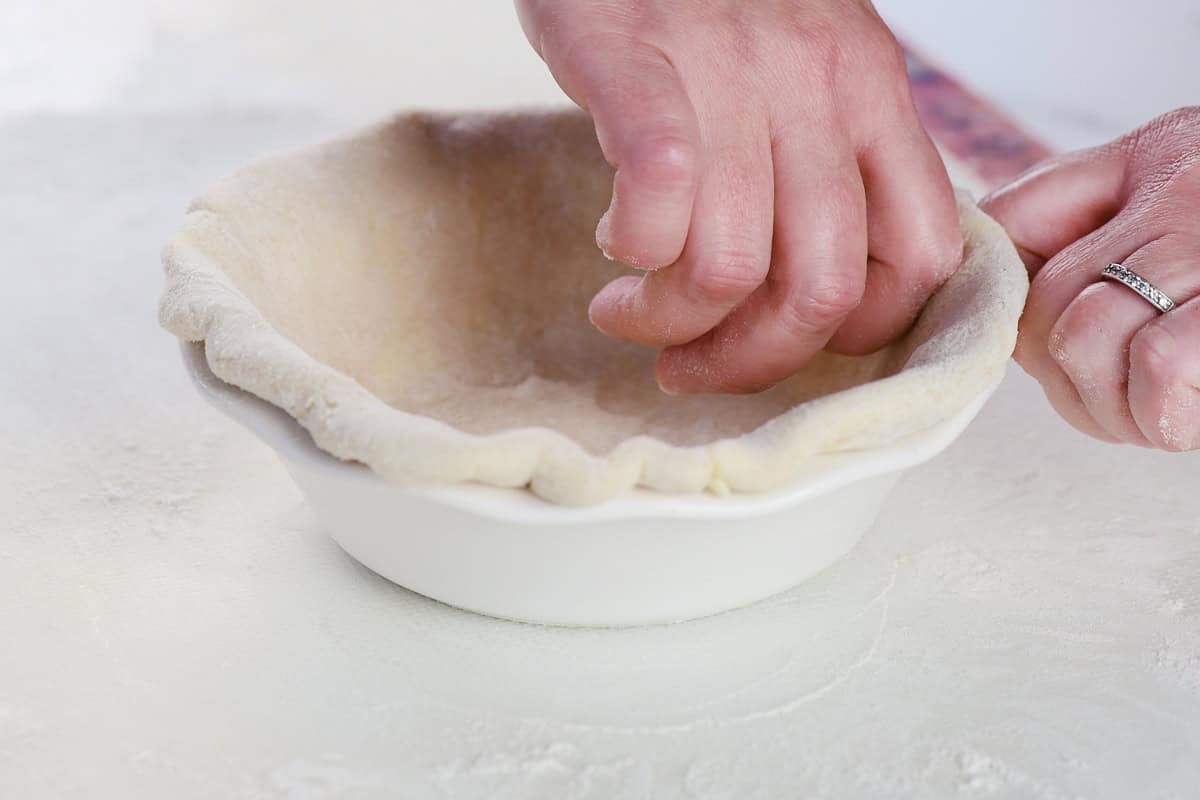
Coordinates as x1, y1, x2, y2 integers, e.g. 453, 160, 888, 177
1101, 263, 1176, 313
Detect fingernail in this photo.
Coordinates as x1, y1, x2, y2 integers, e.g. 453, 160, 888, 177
595, 208, 615, 260
588, 277, 642, 336
655, 350, 685, 396
587, 288, 624, 335
587, 298, 613, 334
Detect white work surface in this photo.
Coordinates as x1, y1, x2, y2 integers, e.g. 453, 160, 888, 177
4, 2, 1200, 797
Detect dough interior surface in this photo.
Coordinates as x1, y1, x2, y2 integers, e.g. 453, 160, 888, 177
194, 112, 902, 454
160, 109, 1028, 504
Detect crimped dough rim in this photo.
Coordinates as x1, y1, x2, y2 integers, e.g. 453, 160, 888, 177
159, 113, 1028, 506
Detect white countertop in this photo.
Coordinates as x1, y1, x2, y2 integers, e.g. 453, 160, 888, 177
4, 2, 1199, 797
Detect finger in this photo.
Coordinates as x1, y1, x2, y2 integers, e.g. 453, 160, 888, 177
1007, 221, 1142, 444
980, 143, 1129, 276
1049, 281, 1149, 444
828, 108, 963, 355
589, 122, 774, 347
1011, 305, 1117, 443
1049, 234, 1200, 443
546, 32, 701, 269
1010, 222, 1148, 446
1019, 208, 1160, 375
1015, 346, 1121, 444
984, 145, 1157, 441
1128, 288, 1200, 453
656, 142, 866, 393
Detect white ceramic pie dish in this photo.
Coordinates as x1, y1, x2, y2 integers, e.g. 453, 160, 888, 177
182, 341, 1003, 627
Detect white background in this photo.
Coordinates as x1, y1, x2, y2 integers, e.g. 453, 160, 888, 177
3, 2, 1200, 798
3, 0, 1198, 145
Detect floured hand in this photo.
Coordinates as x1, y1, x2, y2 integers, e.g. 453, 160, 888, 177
516, 0, 961, 393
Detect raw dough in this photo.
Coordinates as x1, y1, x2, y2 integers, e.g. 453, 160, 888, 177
159, 109, 1027, 505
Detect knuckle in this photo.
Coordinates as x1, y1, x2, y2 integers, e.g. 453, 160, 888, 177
805, 273, 865, 318
624, 133, 699, 192
690, 252, 767, 304
780, 273, 864, 334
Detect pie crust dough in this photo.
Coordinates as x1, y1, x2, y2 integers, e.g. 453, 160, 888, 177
160, 110, 1028, 505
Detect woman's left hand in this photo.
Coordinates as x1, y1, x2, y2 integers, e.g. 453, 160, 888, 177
981, 107, 1200, 451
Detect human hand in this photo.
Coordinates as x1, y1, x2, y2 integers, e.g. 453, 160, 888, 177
981, 107, 1200, 451
515, 0, 961, 392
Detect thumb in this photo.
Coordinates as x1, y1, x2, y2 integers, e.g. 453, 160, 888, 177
980, 144, 1129, 276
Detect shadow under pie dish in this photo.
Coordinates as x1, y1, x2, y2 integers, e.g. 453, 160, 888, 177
160, 109, 1026, 625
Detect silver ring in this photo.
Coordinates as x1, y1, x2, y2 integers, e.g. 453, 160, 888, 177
1101, 263, 1176, 313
